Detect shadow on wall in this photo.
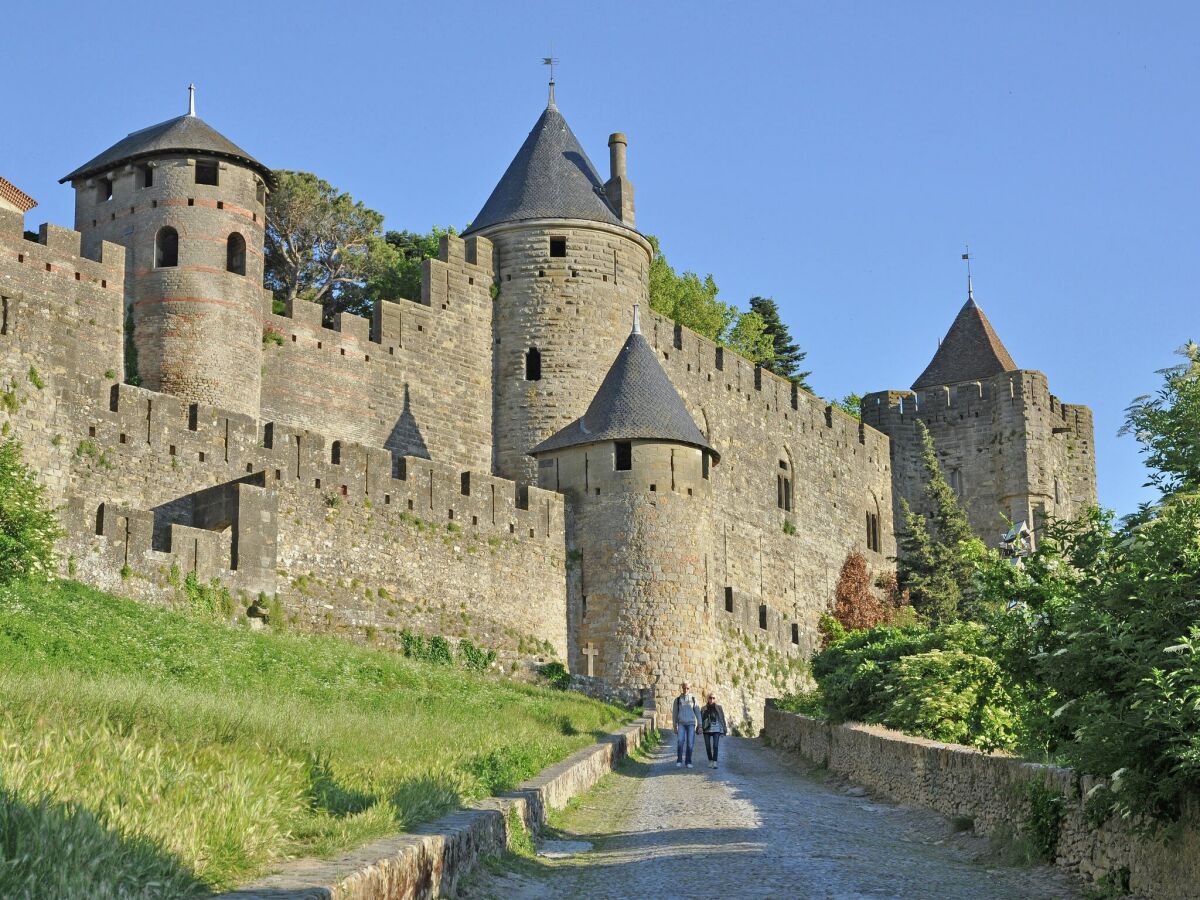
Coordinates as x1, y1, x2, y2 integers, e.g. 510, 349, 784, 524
386, 383, 430, 474
0, 786, 205, 896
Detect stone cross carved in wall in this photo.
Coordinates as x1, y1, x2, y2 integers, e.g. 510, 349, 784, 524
582, 641, 599, 678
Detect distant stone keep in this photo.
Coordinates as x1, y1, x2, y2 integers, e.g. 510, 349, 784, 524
863, 289, 1096, 545
0, 86, 1095, 721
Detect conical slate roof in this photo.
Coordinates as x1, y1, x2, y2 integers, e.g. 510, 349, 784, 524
912, 296, 1017, 390
531, 315, 717, 461
61, 114, 272, 185
463, 102, 624, 235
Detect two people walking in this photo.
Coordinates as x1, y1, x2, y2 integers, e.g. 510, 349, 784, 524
672, 682, 727, 769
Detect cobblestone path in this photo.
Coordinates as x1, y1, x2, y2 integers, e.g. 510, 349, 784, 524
464, 735, 1079, 899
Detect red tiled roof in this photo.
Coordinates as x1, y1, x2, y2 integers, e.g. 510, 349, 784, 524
0, 177, 37, 213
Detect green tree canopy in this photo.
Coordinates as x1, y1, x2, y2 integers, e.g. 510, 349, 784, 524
264, 171, 389, 321
895, 421, 983, 624
0, 439, 61, 582
646, 235, 774, 367
749, 296, 810, 389
1121, 340, 1200, 505
832, 393, 862, 420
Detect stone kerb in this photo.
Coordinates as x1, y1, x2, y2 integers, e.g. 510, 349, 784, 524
223, 713, 655, 900
763, 703, 1200, 899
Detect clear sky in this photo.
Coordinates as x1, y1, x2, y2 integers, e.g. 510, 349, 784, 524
4, 1, 1196, 516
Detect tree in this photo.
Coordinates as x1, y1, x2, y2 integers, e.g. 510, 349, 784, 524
749, 296, 810, 388
832, 393, 862, 420
264, 171, 389, 321
832, 552, 890, 631
895, 421, 982, 623
646, 235, 775, 366
0, 439, 61, 582
1121, 340, 1200, 505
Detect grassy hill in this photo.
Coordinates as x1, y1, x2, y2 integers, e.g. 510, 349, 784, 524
0, 578, 629, 897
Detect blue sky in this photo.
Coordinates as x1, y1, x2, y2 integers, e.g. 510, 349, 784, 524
4, 1, 1196, 516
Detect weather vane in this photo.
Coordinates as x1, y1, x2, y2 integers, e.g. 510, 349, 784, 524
962, 245, 974, 300
542, 53, 559, 106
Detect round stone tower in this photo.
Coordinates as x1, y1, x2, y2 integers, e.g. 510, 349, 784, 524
62, 87, 272, 417
532, 309, 721, 711
464, 87, 653, 484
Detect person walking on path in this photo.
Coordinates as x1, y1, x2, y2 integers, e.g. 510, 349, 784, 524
672, 682, 702, 768
701, 692, 728, 768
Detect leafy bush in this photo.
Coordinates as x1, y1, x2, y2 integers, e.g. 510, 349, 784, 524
0, 439, 61, 583
458, 639, 496, 672
539, 661, 571, 690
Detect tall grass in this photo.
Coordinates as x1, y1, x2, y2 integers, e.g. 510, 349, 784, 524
0, 579, 628, 895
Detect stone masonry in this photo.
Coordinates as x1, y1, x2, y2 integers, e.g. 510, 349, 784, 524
1, 86, 1095, 722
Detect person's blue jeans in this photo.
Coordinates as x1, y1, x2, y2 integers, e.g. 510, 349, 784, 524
704, 732, 721, 763
676, 722, 696, 765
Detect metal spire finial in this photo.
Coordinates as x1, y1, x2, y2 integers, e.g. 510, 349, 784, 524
187, 83, 196, 117
542, 54, 559, 108
962, 246, 974, 302
632, 303, 641, 335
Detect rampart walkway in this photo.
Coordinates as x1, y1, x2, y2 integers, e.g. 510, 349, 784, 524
465, 735, 1079, 899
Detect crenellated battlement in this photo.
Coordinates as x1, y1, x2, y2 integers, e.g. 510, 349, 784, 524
0, 211, 126, 291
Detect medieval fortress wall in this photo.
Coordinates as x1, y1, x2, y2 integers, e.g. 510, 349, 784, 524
0, 211, 567, 661
1, 92, 1095, 722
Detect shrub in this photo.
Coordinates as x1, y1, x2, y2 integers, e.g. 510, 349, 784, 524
0, 439, 61, 583
831, 552, 907, 632
458, 639, 496, 672
539, 661, 570, 690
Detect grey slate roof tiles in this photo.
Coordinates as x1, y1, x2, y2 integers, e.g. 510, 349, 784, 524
912, 297, 1018, 390
531, 325, 717, 461
464, 104, 625, 234
61, 114, 272, 185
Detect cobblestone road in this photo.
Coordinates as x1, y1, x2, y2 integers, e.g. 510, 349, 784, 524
464, 735, 1079, 899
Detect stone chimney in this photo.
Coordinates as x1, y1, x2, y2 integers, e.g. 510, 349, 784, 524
605, 132, 635, 227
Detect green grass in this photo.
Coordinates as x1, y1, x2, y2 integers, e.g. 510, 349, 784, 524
0, 579, 630, 896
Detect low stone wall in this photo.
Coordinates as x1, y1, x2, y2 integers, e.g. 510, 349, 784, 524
763, 703, 1200, 899
223, 713, 655, 900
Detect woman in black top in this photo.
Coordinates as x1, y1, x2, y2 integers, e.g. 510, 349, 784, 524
701, 692, 727, 769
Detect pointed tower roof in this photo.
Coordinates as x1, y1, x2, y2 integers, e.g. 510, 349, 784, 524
61, 99, 271, 186
463, 102, 624, 235
911, 296, 1018, 390
531, 309, 717, 461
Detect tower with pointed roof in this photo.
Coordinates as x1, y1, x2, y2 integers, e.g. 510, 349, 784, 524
63, 87, 272, 417
532, 307, 721, 709
465, 84, 653, 485
863, 284, 1096, 545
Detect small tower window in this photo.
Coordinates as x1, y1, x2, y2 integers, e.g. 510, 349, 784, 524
724, 587, 734, 613
331, 441, 342, 464
866, 512, 881, 552
195, 160, 219, 186
614, 441, 632, 471
791, 623, 800, 645
139, 165, 154, 188
155, 227, 178, 268
256, 182, 266, 206
550, 237, 567, 258
525, 347, 542, 381
226, 232, 246, 275
97, 179, 113, 202
759, 604, 768, 630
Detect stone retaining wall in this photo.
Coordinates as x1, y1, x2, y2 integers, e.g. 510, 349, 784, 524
764, 703, 1200, 899
224, 713, 656, 899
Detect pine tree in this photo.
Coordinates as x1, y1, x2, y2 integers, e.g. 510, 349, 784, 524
749, 296, 811, 389
895, 421, 979, 623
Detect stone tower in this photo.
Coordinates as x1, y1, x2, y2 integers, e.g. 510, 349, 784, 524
532, 308, 721, 711
62, 88, 272, 418
464, 87, 654, 485
863, 285, 1096, 545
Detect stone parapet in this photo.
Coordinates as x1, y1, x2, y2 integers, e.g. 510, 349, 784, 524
222, 713, 655, 900
763, 704, 1200, 899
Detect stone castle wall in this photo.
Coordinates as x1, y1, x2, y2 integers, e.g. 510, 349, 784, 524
765, 704, 1199, 899
862, 371, 1096, 544
260, 234, 495, 474
0, 212, 567, 660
